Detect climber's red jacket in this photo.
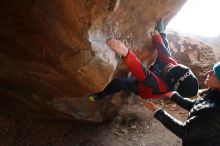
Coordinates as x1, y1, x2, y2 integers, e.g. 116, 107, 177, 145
123, 34, 177, 98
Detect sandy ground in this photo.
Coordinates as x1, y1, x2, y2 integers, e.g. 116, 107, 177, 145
0, 96, 188, 146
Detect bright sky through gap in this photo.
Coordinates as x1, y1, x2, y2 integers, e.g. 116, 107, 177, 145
167, 0, 220, 37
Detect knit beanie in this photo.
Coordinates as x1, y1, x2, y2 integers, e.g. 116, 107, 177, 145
213, 62, 220, 81
165, 64, 199, 97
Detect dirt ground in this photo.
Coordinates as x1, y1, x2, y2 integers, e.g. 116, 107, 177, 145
0, 96, 188, 146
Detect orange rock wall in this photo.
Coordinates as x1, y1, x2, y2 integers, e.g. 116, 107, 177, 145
0, 0, 186, 122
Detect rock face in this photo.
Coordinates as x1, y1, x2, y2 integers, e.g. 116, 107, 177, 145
195, 35, 220, 61
0, 0, 186, 122
167, 31, 216, 88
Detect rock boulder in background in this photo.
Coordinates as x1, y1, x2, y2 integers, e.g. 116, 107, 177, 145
167, 31, 216, 88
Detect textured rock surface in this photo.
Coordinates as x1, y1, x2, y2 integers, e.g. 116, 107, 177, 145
167, 31, 216, 88
0, 0, 186, 122
195, 35, 220, 61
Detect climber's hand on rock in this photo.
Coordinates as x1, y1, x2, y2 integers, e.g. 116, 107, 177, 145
150, 30, 160, 38
106, 38, 128, 57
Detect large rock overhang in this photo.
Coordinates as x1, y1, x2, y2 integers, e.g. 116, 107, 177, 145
0, 0, 186, 122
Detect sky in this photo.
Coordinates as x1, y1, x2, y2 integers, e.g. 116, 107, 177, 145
167, 0, 220, 37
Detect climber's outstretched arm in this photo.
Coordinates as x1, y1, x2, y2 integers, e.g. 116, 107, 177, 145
107, 38, 146, 81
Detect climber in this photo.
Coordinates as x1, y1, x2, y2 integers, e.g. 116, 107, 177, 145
88, 18, 198, 101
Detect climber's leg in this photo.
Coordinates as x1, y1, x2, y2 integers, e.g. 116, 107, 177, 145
88, 77, 138, 101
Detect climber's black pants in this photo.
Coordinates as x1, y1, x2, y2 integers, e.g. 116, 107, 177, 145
160, 32, 172, 55
96, 77, 138, 99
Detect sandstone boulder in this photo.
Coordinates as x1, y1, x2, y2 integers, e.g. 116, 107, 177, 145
0, 0, 186, 122
167, 31, 216, 88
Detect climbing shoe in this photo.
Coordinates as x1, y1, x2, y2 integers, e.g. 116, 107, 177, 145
154, 18, 165, 33
88, 94, 99, 102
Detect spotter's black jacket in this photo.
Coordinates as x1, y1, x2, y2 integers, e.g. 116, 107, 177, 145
155, 89, 220, 146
